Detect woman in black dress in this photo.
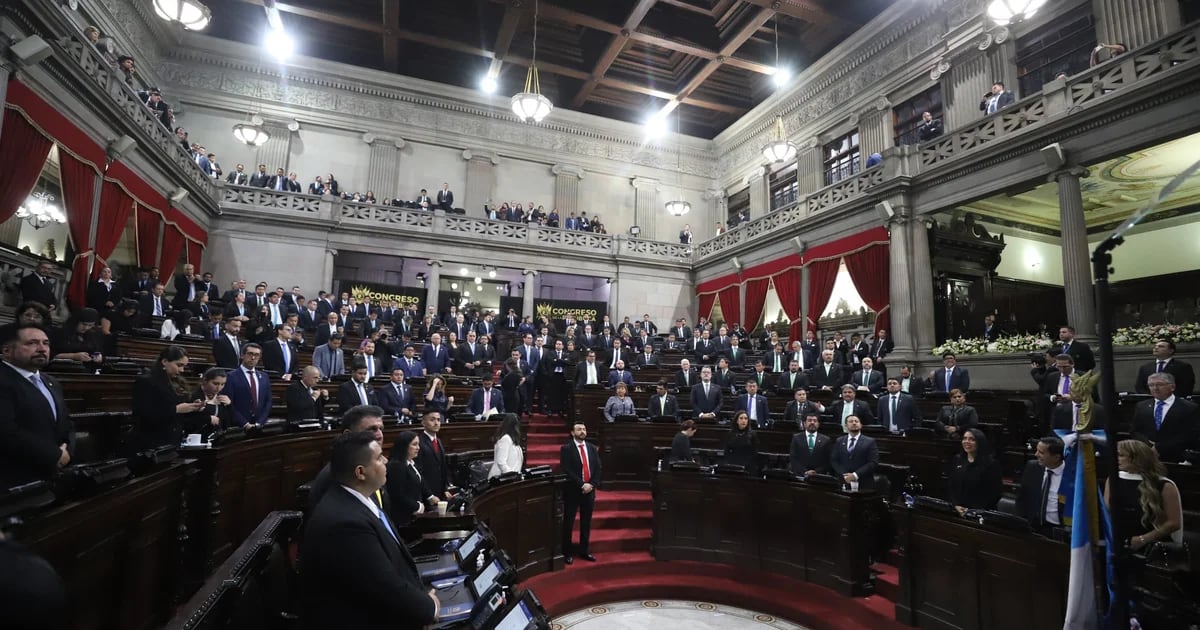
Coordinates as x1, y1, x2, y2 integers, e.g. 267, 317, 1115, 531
385, 431, 438, 526
946, 428, 1002, 513
133, 345, 204, 448
723, 411, 760, 473
669, 419, 697, 463
934, 388, 980, 435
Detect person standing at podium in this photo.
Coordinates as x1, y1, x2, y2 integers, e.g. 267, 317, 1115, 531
560, 421, 602, 564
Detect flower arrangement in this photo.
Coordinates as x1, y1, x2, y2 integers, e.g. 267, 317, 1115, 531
932, 323, 1200, 355
1112, 323, 1200, 346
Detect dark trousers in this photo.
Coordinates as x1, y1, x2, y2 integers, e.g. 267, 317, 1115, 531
544, 374, 567, 414
562, 489, 595, 556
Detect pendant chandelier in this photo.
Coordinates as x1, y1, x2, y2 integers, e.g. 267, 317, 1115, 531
987, 0, 1048, 25
761, 116, 797, 164
153, 0, 212, 31
664, 112, 690, 217
511, 0, 553, 123
232, 79, 270, 147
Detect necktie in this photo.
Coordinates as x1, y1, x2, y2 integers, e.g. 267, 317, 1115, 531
945, 370, 951, 391
848, 436, 857, 452
154, 297, 162, 316
1155, 400, 1165, 430
774, 356, 780, 372
1157, 361, 1165, 373
808, 433, 815, 450
281, 342, 290, 372
374, 489, 384, 509
704, 383, 709, 397
213, 325, 219, 339
748, 396, 755, 419
432, 436, 441, 454
1062, 375, 1071, 395
248, 371, 258, 413
1063, 343, 1071, 354
578, 443, 591, 482
358, 382, 368, 405
367, 359, 374, 378
863, 372, 869, 386
890, 395, 899, 432
29, 374, 57, 419
1039, 470, 1053, 524
271, 304, 280, 325
376, 504, 399, 543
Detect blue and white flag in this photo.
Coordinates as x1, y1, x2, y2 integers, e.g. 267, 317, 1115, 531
1057, 430, 1114, 630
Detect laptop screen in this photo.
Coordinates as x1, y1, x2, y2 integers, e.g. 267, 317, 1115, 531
494, 600, 534, 630
457, 529, 483, 563
472, 558, 502, 597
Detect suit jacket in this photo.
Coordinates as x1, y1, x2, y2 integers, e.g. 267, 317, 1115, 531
559, 439, 602, 493
1134, 359, 1196, 398
734, 393, 770, 425
0, 364, 74, 488
139, 293, 169, 321
312, 344, 346, 380
935, 405, 980, 433
384, 461, 435, 526
415, 433, 450, 497
338, 380, 379, 414
749, 370, 775, 392
931, 366, 971, 392
86, 280, 121, 311
674, 368, 698, 390
466, 387, 504, 417
285, 380, 327, 422
847, 369, 885, 395
1131, 397, 1199, 462
784, 400, 824, 423
722, 346, 749, 368
394, 356, 424, 380
1041, 370, 1083, 400
690, 382, 723, 415
212, 335, 241, 370
693, 340, 720, 364
829, 399, 876, 426
648, 393, 679, 420
225, 170, 250, 185
260, 339, 299, 375
980, 90, 1015, 113
830, 433, 879, 481
172, 273, 199, 308
132, 371, 189, 448
575, 361, 604, 388
224, 368, 272, 426
297, 309, 321, 332
420, 343, 450, 374
790, 431, 833, 475
809, 362, 844, 389
455, 343, 485, 374
436, 189, 454, 209
1056, 341, 1095, 373
1015, 459, 1062, 528
300, 486, 436, 630
636, 352, 658, 369
248, 171, 271, 187
868, 338, 894, 360
607, 369, 633, 388
875, 392, 922, 432
20, 272, 56, 308
377, 382, 414, 418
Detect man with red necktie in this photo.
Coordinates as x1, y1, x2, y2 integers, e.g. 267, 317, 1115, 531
560, 421, 602, 564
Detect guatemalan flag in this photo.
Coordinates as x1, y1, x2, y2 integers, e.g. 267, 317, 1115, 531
1056, 429, 1115, 630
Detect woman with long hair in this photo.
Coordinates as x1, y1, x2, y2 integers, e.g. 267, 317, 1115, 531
934, 388, 979, 435
423, 374, 453, 415
160, 308, 193, 340
133, 345, 204, 448
947, 428, 1002, 513
52, 308, 104, 365
723, 410, 760, 473
385, 431, 439, 525
489, 414, 524, 479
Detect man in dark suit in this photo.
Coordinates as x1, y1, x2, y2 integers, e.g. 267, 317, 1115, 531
456, 331, 485, 377
690, 367, 722, 421
315, 311, 342, 347
748, 361, 775, 392
260, 324, 298, 377
421, 333, 452, 375
171, 263, 200, 309
267, 167, 289, 192
299, 432, 439, 630
376, 368, 414, 422
789, 413, 833, 476
138, 283, 169, 324
848, 357, 885, 395
415, 411, 453, 499
673, 359, 698, 390
223, 343, 271, 426
868, 330, 894, 363
1134, 339, 1195, 397
1132, 372, 1200, 462
19, 262, 57, 310
809, 350, 844, 390
575, 351, 604, 388
0, 323, 74, 488
876, 377, 922, 433
1041, 354, 1082, 405
560, 421, 602, 564
436, 183, 454, 210
636, 345, 658, 369
1016, 436, 1066, 531
979, 81, 1015, 114
916, 111, 943, 142
931, 353, 970, 392
735, 380, 770, 427
829, 385, 876, 429
607, 360, 633, 389
647, 380, 679, 421
212, 318, 243, 370
723, 337, 749, 368
339, 363, 379, 414
297, 300, 322, 333
1055, 326, 1095, 372
284, 366, 329, 422
247, 164, 271, 188
831, 415, 879, 486
773, 359, 809, 395
784, 388, 825, 423
466, 373, 504, 420
981, 314, 999, 342
693, 330, 719, 366
306, 406, 388, 512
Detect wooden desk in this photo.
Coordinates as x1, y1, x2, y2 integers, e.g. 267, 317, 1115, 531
651, 469, 879, 596
470, 475, 565, 580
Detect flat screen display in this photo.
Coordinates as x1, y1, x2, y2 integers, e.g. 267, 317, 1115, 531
494, 600, 534, 630
472, 559, 502, 596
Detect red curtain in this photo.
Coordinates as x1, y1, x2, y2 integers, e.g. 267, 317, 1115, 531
158, 224, 186, 278
804, 258, 842, 338
717, 285, 741, 327
93, 180, 134, 275
186, 239, 204, 272
772, 269, 801, 340
135, 205, 161, 269
844, 243, 891, 335
0, 109, 55, 224
698, 292, 717, 323
743, 277, 771, 331
58, 152, 100, 309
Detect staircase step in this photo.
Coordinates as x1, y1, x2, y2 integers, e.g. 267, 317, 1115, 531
884, 547, 900, 566
871, 563, 900, 602
590, 509, 653, 529
526, 433, 563, 445
595, 490, 652, 511
581, 527, 652, 554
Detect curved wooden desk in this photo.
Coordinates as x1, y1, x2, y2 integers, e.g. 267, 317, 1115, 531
470, 475, 566, 580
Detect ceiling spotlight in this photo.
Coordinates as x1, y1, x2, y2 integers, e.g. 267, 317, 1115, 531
264, 27, 294, 62
488, 270, 496, 278
987, 0, 1048, 25
481, 75, 498, 94
644, 114, 669, 139
463, 291, 471, 297
771, 66, 791, 88
459, 267, 469, 276
473, 276, 482, 284
450, 282, 459, 290
476, 285, 483, 292
153, 0, 212, 31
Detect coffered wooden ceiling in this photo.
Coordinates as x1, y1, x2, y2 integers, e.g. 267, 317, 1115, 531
200, 0, 892, 138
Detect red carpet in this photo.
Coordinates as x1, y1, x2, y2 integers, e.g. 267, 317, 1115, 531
520, 415, 909, 629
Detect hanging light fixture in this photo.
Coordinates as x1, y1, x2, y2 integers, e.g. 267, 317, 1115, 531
761, 115, 798, 164
16, 191, 67, 230
153, 0, 212, 31
987, 0, 1048, 25
232, 78, 270, 147
511, 0, 553, 123
664, 112, 691, 217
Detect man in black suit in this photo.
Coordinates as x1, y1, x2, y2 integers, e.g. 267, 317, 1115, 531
674, 359, 698, 390
690, 367, 722, 421
267, 167, 289, 192
930, 353, 970, 393
456, 330, 485, 377
1132, 372, 1200, 462
138, 283, 168, 325
248, 164, 271, 188
299, 431, 439, 630
981, 314, 999, 342
339, 363, 379, 414
1051, 401, 1109, 431
848, 357, 885, 395
560, 421, 602, 564
1134, 339, 1195, 398
297, 300, 322, 333
436, 182, 454, 210
19, 262, 57, 311
286, 366, 329, 422
876, 377, 922, 433
868, 330, 893, 364
1055, 326, 1095, 373
171, 263, 200, 309
306, 406, 387, 512
415, 411, 453, 499
784, 388, 825, 423
829, 385, 876, 430
831, 415, 879, 486
260, 324, 298, 377
810, 350, 845, 391
212, 318, 243, 370
377, 368, 414, 422
0, 323, 74, 488
1016, 436, 1066, 532
979, 81, 1015, 115
735, 380, 770, 427
749, 361, 775, 392
916, 111, 943, 142
1041, 354, 1082, 405
693, 330, 719, 366
647, 380, 679, 421
789, 413, 833, 477
774, 359, 809, 395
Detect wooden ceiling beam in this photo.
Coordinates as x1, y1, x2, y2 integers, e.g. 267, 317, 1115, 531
487, 1, 525, 78
572, 0, 658, 108
381, 0, 400, 72
660, 5, 775, 116
739, 0, 844, 29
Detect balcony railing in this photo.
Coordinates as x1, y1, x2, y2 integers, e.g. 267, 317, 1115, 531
806, 166, 884, 215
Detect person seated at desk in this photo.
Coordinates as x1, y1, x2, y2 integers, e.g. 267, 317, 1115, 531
489, 414, 524, 479
384, 430, 440, 526
1016, 436, 1066, 531
648, 380, 679, 421
830, 385, 875, 430
604, 382, 636, 422
735, 379, 770, 428
723, 411, 759, 472
607, 360, 633, 389
847, 357, 885, 395
934, 389, 979, 435
51, 308, 104, 366
183, 367, 233, 439
690, 366, 722, 421
831, 415, 878, 486
467, 372, 504, 421
376, 368, 413, 422
287, 365, 330, 422
670, 419, 697, 463
300, 432, 439, 630
947, 428, 1002, 514
790, 413, 833, 477
784, 388, 825, 423
133, 345, 205, 448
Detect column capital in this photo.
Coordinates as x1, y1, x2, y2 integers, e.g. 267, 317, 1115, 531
871, 96, 892, 112
552, 164, 585, 179
631, 176, 661, 189
462, 148, 500, 165
427, 259, 443, 268
803, 136, 821, 150
522, 269, 538, 277
325, 248, 338, 257
742, 166, 767, 185
703, 187, 725, 201
1048, 165, 1091, 183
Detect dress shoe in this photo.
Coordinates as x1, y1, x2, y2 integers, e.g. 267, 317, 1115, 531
581, 554, 597, 562
564, 556, 573, 565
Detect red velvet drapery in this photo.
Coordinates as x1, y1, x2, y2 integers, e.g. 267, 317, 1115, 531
93, 180, 135, 273
804, 258, 841, 337
698, 292, 718, 323
743, 277, 771, 331
58, 152, 100, 309
185, 239, 204, 272
772, 269, 801, 341
843, 243, 891, 335
0, 108, 55, 224
716, 285, 741, 327
135, 205, 161, 269
158, 224, 186, 278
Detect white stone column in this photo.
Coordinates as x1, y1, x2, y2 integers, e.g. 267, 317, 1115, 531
797, 138, 823, 195
859, 97, 893, 160
944, 50, 991, 131
745, 166, 769, 220
322, 248, 337, 292
364, 133, 405, 199
631, 177, 661, 240
425, 260, 442, 315
1093, 0, 1181, 50
552, 164, 584, 217
522, 269, 538, 319
887, 214, 915, 359
702, 188, 726, 234
462, 149, 499, 214
909, 217, 936, 353
1054, 166, 1097, 341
